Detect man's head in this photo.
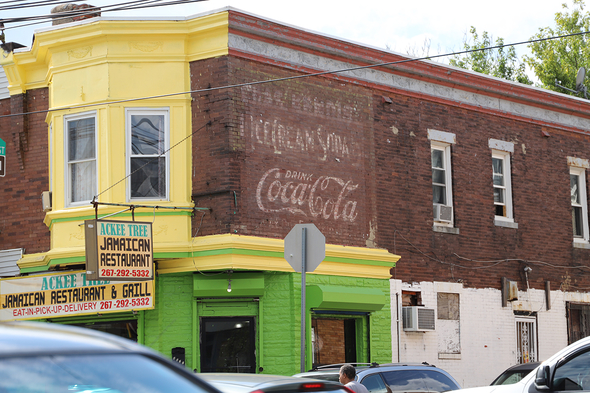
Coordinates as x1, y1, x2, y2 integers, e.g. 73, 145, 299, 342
339, 364, 356, 384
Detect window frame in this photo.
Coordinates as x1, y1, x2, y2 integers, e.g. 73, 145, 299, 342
126, 108, 170, 202
431, 141, 453, 225
64, 111, 98, 207
570, 166, 589, 243
492, 149, 514, 222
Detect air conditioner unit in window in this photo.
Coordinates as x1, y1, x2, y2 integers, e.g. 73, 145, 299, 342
402, 306, 435, 331
433, 204, 453, 223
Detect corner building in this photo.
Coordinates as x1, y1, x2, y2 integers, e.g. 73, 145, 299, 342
0, 9, 397, 376
3, 7, 590, 386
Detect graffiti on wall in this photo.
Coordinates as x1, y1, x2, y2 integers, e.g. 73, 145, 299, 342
256, 168, 359, 222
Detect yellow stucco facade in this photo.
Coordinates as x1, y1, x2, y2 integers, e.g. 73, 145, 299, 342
1, 12, 399, 278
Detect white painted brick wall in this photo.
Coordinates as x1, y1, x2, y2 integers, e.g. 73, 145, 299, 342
390, 279, 587, 388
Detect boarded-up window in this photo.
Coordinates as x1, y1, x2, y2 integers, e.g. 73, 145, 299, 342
437, 293, 459, 320
437, 293, 460, 357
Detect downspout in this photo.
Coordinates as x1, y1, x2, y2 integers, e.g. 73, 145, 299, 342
396, 292, 401, 362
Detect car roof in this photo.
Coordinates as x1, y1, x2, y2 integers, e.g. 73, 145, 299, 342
501, 361, 541, 372
295, 362, 442, 376
199, 373, 346, 392
0, 321, 146, 357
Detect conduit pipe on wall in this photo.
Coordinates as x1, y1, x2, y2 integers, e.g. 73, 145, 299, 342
396, 292, 401, 362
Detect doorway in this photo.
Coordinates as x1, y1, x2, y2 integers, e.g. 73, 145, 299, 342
312, 317, 358, 367
200, 316, 256, 373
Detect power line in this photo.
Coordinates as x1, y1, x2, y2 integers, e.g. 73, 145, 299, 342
1, 28, 589, 121
0, 0, 208, 26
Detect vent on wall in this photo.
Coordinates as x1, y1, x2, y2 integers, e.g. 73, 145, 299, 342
402, 306, 436, 331
433, 204, 453, 223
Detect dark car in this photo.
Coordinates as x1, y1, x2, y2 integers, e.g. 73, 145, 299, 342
490, 362, 541, 385
293, 363, 461, 393
0, 321, 225, 393
199, 373, 354, 393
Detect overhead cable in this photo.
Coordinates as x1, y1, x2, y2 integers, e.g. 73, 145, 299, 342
1, 28, 589, 120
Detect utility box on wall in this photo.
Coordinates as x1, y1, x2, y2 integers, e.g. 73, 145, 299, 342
402, 306, 436, 331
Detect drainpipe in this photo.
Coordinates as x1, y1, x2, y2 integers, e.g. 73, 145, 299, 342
396, 292, 401, 362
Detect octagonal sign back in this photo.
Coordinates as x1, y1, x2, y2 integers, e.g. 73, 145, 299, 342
284, 224, 325, 273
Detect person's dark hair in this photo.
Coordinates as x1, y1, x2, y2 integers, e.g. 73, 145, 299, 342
340, 364, 356, 380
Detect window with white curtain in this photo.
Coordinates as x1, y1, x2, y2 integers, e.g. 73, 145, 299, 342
570, 166, 589, 242
65, 112, 97, 206
127, 109, 169, 200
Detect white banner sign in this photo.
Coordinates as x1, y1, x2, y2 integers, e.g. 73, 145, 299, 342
0, 271, 154, 321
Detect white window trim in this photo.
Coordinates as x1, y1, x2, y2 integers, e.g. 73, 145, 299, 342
570, 166, 589, 244
64, 111, 97, 208
431, 141, 454, 226
492, 149, 514, 224
126, 108, 170, 202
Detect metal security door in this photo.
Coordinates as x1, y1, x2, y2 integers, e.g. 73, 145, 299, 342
515, 316, 537, 363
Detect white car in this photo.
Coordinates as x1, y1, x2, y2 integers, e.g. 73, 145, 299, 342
458, 336, 590, 393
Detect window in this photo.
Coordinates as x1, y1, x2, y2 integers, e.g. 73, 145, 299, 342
489, 139, 516, 227
127, 109, 169, 200
65, 112, 97, 206
552, 349, 590, 390
492, 151, 513, 219
567, 302, 590, 344
431, 142, 453, 223
570, 166, 589, 242
380, 369, 458, 393
428, 130, 456, 229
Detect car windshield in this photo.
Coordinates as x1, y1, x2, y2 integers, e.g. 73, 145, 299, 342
0, 353, 212, 393
491, 370, 531, 385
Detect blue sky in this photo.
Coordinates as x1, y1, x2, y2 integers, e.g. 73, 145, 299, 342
2, 0, 567, 63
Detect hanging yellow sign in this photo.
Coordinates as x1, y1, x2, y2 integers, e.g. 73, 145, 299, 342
85, 219, 153, 281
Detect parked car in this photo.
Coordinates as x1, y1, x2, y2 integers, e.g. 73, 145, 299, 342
293, 363, 461, 393
198, 373, 354, 393
455, 335, 590, 393
0, 321, 224, 393
490, 362, 541, 385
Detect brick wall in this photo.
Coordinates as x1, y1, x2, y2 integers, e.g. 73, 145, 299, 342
0, 89, 50, 254
190, 54, 590, 293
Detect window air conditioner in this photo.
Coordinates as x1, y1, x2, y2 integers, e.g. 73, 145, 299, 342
433, 204, 453, 223
402, 306, 436, 331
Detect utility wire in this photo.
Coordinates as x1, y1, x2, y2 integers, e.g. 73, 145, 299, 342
2, 29, 590, 121
0, 0, 208, 25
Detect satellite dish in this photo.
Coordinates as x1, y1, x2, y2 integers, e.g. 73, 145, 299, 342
576, 67, 586, 91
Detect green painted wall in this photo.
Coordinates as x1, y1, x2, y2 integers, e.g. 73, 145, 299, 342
142, 271, 391, 375
306, 274, 392, 364
143, 273, 195, 368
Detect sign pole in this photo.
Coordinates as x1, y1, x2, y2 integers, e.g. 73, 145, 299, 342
300, 226, 307, 373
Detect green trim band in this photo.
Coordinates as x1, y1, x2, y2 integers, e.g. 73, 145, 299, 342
48, 210, 191, 229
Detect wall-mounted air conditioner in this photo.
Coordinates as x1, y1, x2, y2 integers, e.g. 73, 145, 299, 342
402, 306, 436, 331
433, 204, 453, 223
41, 191, 52, 212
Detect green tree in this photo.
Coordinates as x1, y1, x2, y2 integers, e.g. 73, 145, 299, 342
449, 27, 533, 85
526, 0, 590, 95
